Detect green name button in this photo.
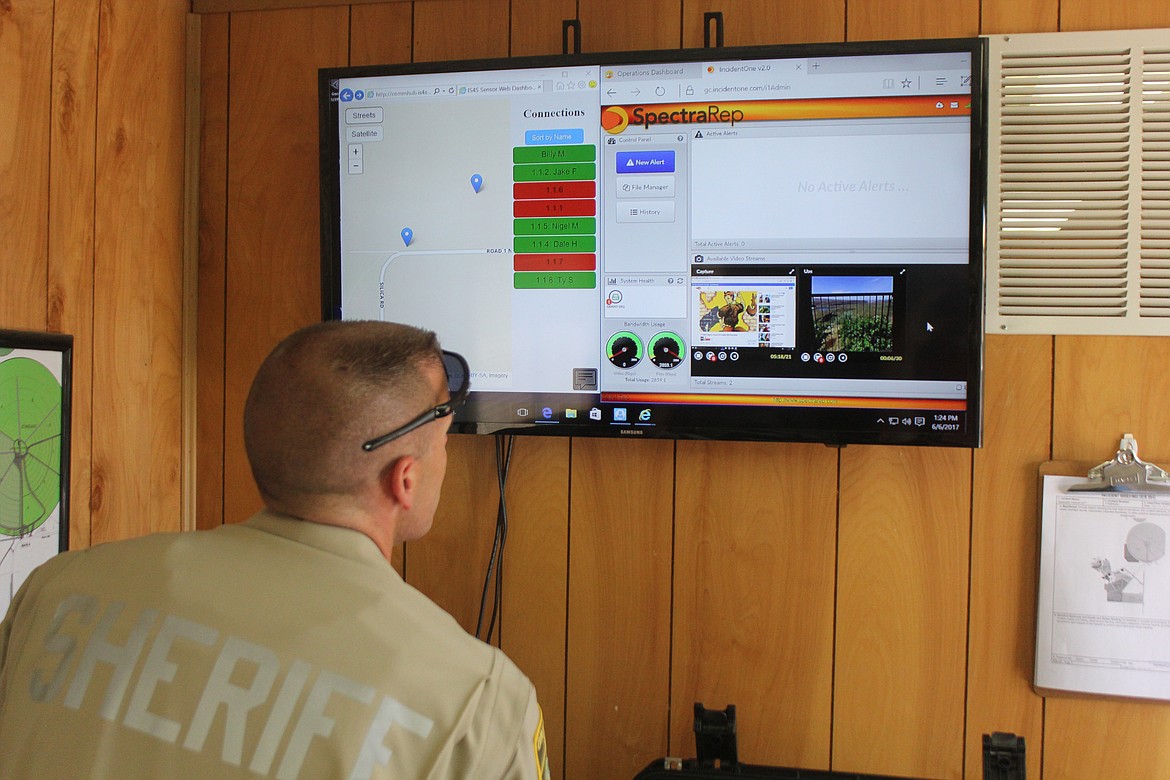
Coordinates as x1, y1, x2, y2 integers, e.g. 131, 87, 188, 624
514, 235, 596, 254
513, 145, 596, 164
513, 162, 596, 182
514, 217, 597, 235
514, 271, 597, 289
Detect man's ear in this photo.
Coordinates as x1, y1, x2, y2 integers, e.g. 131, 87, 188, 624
382, 454, 417, 511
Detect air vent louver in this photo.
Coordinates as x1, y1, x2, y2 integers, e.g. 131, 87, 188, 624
987, 30, 1170, 334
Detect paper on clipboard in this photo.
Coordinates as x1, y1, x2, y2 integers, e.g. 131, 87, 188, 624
1035, 474, 1170, 699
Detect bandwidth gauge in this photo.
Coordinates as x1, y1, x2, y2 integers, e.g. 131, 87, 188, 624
606, 331, 643, 368
649, 331, 685, 369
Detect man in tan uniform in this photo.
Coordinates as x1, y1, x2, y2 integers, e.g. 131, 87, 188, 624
0, 321, 550, 780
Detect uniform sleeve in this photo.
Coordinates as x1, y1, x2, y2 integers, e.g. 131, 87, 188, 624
497, 685, 549, 780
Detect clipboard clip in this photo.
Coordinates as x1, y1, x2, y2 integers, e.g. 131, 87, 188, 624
1069, 434, 1170, 493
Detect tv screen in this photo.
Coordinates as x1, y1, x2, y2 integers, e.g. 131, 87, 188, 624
320, 38, 986, 446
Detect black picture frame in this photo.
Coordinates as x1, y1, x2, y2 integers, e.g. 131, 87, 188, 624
0, 328, 72, 610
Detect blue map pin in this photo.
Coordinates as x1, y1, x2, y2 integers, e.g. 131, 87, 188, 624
470, 174, 483, 194
401, 227, 413, 247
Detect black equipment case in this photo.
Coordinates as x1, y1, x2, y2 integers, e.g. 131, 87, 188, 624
634, 705, 1026, 780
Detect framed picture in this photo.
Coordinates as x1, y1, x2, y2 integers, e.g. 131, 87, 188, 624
0, 329, 72, 616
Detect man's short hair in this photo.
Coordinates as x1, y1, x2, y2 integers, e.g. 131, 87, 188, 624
243, 321, 441, 505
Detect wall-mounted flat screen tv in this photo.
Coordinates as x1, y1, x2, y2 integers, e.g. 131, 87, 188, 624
320, 37, 986, 446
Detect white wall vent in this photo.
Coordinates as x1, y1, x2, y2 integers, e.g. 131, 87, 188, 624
986, 28, 1170, 335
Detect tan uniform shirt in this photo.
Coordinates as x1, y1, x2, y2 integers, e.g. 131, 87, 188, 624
0, 511, 550, 780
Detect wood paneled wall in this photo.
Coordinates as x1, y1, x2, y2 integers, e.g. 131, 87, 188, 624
10, 1, 1170, 779
195, 2, 1170, 779
1, 0, 187, 551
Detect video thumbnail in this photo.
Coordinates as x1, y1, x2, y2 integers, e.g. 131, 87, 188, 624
808, 275, 894, 353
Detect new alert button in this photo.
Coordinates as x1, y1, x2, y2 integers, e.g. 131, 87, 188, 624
615, 150, 675, 173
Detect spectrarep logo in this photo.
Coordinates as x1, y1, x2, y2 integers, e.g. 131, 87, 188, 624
603, 103, 745, 134
602, 106, 630, 134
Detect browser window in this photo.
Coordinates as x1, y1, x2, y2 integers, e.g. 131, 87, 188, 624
323, 42, 983, 445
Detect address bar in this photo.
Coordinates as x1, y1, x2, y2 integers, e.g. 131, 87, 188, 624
702, 82, 793, 97
366, 85, 457, 99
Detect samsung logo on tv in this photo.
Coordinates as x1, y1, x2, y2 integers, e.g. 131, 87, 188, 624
619, 429, 644, 435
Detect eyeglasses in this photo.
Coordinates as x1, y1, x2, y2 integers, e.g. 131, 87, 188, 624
361, 350, 470, 452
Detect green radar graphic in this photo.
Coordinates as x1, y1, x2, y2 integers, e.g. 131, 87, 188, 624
0, 358, 63, 537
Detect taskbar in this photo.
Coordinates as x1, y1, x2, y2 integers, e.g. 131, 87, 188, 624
451, 391, 973, 445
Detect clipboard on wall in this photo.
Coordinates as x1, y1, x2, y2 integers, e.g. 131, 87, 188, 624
1035, 435, 1170, 700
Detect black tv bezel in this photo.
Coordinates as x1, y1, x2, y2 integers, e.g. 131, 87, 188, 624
319, 37, 987, 448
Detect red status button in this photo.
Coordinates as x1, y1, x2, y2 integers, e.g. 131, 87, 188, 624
513, 180, 596, 200
513, 199, 596, 217
514, 253, 596, 272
